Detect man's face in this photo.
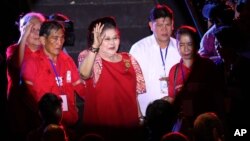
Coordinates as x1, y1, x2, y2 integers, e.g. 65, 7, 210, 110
149, 17, 173, 44
43, 29, 65, 58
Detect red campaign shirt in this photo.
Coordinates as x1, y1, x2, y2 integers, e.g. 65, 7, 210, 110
21, 48, 85, 126
168, 62, 191, 98
6, 44, 36, 97
83, 53, 139, 127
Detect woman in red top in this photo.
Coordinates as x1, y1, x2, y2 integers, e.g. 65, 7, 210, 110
168, 26, 224, 129
6, 12, 46, 141
6, 12, 46, 97
78, 17, 146, 130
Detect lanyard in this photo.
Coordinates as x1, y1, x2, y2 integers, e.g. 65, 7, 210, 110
49, 59, 61, 87
160, 47, 169, 71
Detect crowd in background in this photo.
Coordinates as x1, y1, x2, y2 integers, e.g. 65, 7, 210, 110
1, 0, 250, 141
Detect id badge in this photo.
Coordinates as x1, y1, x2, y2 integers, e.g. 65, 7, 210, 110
60, 95, 69, 111
160, 75, 168, 94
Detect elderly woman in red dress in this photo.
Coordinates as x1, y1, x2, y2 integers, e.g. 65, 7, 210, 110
78, 17, 146, 130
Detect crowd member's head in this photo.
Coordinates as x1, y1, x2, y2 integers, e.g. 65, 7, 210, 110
42, 124, 68, 141
87, 16, 120, 56
18, 12, 46, 47
175, 25, 200, 60
39, 20, 65, 58
38, 93, 63, 125
78, 133, 105, 141
161, 132, 189, 141
148, 4, 174, 45
214, 25, 244, 62
145, 99, 178, 141
208, 3, 235, 26
193, 112, 225, 141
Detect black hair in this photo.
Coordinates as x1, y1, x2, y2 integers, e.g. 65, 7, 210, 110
149, 4, 173, 22
145, 99, 178, 134
39, 20, 65, 37
175, 25, 200, 50
48, 13, 75, 46
208, 4, 234, 25
38, 93, 63, 124
214, 25, 244, 52
87, 16, 118, 48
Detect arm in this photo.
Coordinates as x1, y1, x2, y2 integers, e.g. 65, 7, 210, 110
20, 57, 40, 112
18, 23, 33, 67
79, 23, 104, 79
78, 51, 98, 79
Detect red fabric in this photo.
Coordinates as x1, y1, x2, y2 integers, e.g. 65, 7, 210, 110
21, 48, 85, 126
83, 54, 139, 128
6, 44, 35, 97
168, 62, 191, 98
6, 44, 42, 136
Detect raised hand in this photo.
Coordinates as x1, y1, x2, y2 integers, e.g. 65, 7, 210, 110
92, 23, 105, 49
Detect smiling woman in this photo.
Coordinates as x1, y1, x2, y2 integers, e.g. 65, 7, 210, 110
78, 17, 146, 140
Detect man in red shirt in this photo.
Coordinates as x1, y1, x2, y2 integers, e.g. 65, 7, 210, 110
21, 20, 85, 140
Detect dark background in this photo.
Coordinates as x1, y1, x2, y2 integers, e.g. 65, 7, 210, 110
0, 0, 210, 139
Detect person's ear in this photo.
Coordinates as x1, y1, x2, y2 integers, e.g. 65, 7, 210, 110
40, 36, 46, 46
149, 21, 153, 32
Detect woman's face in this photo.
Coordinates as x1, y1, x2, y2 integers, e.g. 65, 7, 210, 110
177, 34, 195, 60
26, 18, 44, 47
99, 28, 120, 57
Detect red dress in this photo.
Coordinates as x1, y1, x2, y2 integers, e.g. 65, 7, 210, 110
83, 53, 141, 128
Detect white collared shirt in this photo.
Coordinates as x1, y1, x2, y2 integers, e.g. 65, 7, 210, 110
130, 34, 181, 115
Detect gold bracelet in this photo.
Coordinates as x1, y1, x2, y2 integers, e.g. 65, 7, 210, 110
89, 47, 99, 53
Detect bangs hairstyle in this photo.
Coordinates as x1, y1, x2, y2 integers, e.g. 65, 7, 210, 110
87, 16, 119, 48
175, 25, 200, 50
149, 4, 173, 22
39, 20, 65, 37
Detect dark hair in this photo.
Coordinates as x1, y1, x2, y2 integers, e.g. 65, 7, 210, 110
208, 4, 234, 25
149, 4, 173, 22
87, 16, 118, 48
42, 124, 67, 141
193, 112, 224, 141
175, 25, 200, 50
161, 132, 189, 141
38, 93, 63, 124
39, 20, 65, 37
214, 25, 244, 52
145, 99, 178, 132
48, 13, 75, 46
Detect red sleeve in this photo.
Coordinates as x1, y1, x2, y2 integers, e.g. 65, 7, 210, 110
66, 56, 86, 98
21, 56, 40, 112
6, 45, 19, 71
168, 65, 177, 98
21, 56, 38, 84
